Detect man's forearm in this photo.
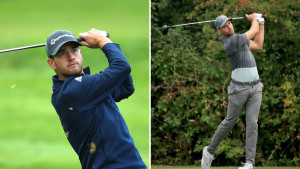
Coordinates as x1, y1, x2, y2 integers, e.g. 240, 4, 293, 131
250, 20, 259, 34
254, 23, 264, 49
245, 15, 259, 41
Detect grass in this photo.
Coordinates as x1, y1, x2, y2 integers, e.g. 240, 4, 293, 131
152, 166, 300, 169
0, 0, 149, 168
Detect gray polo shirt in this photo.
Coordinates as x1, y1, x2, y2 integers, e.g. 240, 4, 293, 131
222, 33, 259, 82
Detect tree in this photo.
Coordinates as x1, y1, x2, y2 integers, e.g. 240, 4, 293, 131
151, 0, 300, 166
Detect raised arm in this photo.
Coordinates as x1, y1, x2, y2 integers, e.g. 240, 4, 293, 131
249, 19, 264, 51
245, 13, 259, 41
62, 29, 132, 109
111, 74, 135, 102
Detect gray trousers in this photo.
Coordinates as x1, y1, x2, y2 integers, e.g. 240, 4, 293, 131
207, 81, 263, 165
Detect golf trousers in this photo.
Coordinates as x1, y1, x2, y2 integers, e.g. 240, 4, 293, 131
207, 81, 263, 165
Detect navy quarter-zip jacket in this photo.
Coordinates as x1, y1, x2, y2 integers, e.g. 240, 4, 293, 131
50, 43, 146, 169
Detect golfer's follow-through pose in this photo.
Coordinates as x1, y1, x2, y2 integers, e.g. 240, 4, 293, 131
201, 13, 265, 169
46, 29, 147, 169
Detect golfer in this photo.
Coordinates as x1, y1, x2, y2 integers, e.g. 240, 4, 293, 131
201, 13, 265, 169
46, 29, 147, 169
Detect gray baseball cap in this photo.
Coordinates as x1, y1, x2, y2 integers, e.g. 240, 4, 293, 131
46, 30, 82, 58
215, 15, 232, 29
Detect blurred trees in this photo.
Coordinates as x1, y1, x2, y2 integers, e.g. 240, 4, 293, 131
151, 0, 300, 166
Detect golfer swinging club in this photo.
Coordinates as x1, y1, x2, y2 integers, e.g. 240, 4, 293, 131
201, 13, 265, 169
46, 29, 147, 169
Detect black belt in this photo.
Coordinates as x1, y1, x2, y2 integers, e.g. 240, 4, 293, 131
231, 79, 260, 86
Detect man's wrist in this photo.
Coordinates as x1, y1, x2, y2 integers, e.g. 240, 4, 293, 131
99, 39, 113, 49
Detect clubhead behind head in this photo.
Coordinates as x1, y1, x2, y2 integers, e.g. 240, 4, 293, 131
162, 25, 169, 35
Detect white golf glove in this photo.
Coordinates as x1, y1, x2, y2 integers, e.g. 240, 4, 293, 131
256, 13, 264, 23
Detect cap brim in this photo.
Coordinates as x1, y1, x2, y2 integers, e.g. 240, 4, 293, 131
50, 40, 82, 56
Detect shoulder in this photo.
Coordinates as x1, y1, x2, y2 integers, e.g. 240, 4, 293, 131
228, 34, 248, 46
59, 76, 85, 98
239, 33, 247, 40
229, 34, 246, 41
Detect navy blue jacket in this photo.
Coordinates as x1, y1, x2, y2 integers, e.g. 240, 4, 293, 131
51, 43, 146, 169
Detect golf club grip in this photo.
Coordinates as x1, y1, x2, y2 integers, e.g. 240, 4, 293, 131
76, 32, 110, 42
77, 37, 85, 42
243, 15, 266, 19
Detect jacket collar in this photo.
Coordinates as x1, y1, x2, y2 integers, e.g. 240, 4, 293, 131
52, 66, 90, 90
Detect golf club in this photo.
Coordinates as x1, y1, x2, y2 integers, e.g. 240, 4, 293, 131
0, 33, 110, 54
162, 15, 266, 35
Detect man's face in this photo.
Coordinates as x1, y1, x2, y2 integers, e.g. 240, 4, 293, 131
47, 42, 83, 80
218, 20, 234, 37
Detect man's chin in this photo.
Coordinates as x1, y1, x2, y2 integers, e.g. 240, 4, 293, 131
225, 32, 234, 37
67, 69, 83, 77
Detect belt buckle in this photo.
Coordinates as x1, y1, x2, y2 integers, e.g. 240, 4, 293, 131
252, 80, 259, 85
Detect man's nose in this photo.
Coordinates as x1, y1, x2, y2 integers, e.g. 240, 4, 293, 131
67, 52, 75, 60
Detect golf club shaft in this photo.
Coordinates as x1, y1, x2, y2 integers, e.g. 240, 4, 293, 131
0, 32, 110, 54
0, 44, 46, 53
170, 19, 216, 28
169, 16, 264, 28
0, 38, 83, 54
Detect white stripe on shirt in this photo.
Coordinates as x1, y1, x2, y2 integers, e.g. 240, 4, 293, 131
231, 67, 259, 82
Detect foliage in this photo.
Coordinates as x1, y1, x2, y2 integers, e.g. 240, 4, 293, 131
151, 0, 300, 166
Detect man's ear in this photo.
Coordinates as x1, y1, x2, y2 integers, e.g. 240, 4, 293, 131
47, 58, 56, 70
217, 29, 221, 33
79, 49, 83, 60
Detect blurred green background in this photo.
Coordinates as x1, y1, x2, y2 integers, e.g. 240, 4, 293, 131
0, 0, 149, 168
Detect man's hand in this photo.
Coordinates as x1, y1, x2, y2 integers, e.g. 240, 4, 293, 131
79, 28, 112, 49
256, 13, 265, 24
245, 13, 257, 22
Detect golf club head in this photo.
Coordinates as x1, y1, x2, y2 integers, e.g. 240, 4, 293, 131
162, 25, 169, 35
